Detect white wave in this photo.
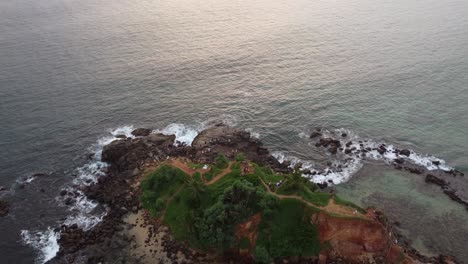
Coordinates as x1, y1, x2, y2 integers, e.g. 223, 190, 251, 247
288, 128, 455, 185
272, 151, 304, 168
21, 228, 60, 264
156, 123, 200, 146
245, 128, 261, 139
58, 188, 105, 231
156, 117, 238, 146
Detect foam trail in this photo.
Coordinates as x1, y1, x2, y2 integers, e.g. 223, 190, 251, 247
21, 229, 60, 264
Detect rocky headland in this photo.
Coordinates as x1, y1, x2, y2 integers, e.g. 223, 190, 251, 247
47, 124, 461, 264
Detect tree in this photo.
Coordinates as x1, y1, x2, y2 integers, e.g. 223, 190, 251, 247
185, 177, 206, 208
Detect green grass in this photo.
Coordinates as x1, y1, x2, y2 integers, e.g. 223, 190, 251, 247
333, 195, 366, 214
256, 199, 320, 259
277, 184, 330, 207
203, 166, 222, 182
188, 162, 206, 169
163, 187, 192, 240
254, 164, 283, 184
140, 165, 189, 216
142, 161, 365, 259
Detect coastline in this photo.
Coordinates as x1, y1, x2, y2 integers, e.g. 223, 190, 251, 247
44, 124, 462, 264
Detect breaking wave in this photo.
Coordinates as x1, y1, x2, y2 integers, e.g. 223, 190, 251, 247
21, 228, 60, 264
274, 128, 454, 185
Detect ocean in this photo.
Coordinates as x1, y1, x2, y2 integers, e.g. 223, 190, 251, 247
1, 0, 467, 262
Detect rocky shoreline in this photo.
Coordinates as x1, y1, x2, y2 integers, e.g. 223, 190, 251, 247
308, 129, 467, 210
47, 125, 461, 264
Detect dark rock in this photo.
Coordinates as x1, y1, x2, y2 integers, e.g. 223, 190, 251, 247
115, 135, 127, 139
0, 200, 9, 217
318, 138, 341, 148
399, 149, 411, 157
394, 158, 405, 164
377, 146, 387, 155
310, 132, 322, 139
32, 173, 48, 178
131, 128, 152, 137
341, 133, 347, 137
64, 197, 74, 205
344, 148, 352, 154
425, 174, 447, 186
317, 182, 328, 189
329, 146, 338, 155
432, 160, 441, 166
0, 186, 6, 192
345, 141, 353, 148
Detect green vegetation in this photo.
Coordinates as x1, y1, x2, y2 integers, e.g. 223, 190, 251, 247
254, 164, 283, 184
235, 152, 246, 161
202, 154, 229, 181
253, 245, 271, 263
140, 165, 189, 216
256, 199, 320, 258
277, 172, 329, 206
239, 237, 250, 250
140, 159, 360, 261
214, 153, 229, 169
333, 195, 366, 214
188, 162, 205, 169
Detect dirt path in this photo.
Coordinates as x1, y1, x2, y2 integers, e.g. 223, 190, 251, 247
206, 162, 234, 185
162, 158, 368, 220
166, 158, 209, 177
160, 184, 185, 219
258, 177, 369, 219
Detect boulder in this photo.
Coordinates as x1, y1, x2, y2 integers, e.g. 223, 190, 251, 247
310, 132, 322, 139
0, 199, 9, 217
399, 149, 411, 157
394, 158, 405, 164
317, 182, 328, 189
146, 133, 176, 146
131, 128, 152, 137
425, 174, 447, 186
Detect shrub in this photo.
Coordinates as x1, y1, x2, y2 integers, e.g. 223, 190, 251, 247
253, 245, 271, 264
239, 236, 250, 250
235, 153, 246, 161
214, 154, 229, 169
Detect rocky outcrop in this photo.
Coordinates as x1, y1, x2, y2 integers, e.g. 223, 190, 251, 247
101, 133, 175, 172
131, 128, 152, 137
191, 125, 289, 172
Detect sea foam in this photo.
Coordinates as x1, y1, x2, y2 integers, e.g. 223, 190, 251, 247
274, 128, 453, 185
21, 228, 60, 264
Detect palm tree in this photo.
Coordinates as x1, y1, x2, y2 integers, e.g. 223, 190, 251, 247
185, 177, 206, 207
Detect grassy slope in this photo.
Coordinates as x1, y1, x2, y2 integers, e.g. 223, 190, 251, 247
255, 198, 320, 258
140, 165, 189, 217
141, 160, 363, 261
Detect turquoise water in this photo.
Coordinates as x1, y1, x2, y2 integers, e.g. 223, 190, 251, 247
336, 163, 468, 261
0, 0, 467, 262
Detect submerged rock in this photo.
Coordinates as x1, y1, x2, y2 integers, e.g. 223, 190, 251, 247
310, 131, 322, 138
